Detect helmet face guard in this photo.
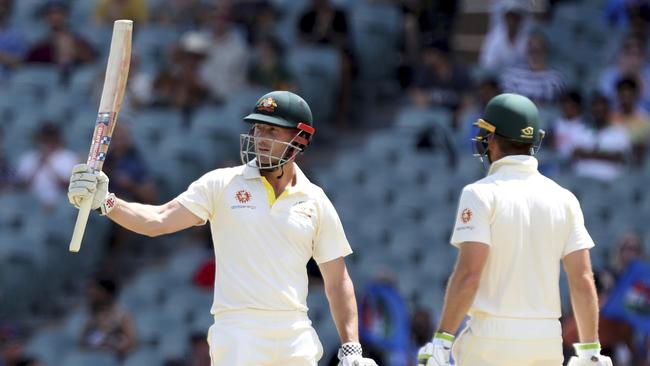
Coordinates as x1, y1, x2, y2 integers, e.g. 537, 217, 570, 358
239, 122, 314, 170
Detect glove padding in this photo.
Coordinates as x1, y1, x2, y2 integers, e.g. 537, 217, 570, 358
68, 163, 115, 215
418, 332, 454, 366
337, 342, 378, 366
567, 342, 612, 366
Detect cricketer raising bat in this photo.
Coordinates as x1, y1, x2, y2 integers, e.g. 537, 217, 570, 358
69, 20, 133, 252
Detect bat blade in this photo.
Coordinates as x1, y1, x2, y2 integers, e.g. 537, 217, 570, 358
69, 20, 133, 253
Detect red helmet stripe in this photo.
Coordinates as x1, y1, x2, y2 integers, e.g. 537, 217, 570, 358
297, 122, 315, 135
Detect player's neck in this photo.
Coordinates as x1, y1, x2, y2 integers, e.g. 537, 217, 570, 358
261, 162, 296, 197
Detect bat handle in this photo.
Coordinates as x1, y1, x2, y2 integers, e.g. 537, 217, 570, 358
69, 198, 93, 252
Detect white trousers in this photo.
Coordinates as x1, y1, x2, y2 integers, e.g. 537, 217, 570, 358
452, 314, 564, 366
207, 309, 323, 366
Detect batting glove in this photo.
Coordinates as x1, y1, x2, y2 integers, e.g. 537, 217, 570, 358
567, 342, 613, 366
418, 332, 454, 366
68, 163, 116, 215
337, 342, 378, 366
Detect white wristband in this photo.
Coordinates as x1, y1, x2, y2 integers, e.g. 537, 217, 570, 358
97, 193, 117, 216
574, 342, 601, 359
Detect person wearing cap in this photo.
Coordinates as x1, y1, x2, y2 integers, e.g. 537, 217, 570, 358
66, 91, 377, 366
417, 93, 612, 366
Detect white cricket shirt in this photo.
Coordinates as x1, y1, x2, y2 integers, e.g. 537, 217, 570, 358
450, 155, 594, 319
176, 163, 352, 314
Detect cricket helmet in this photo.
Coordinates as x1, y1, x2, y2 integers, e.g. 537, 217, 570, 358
473, 93, 545, 161
240, 91, 315, 170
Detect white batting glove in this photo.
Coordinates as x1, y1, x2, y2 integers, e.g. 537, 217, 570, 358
418, 332, 454, 366
567, 342, 613, 366
337, 342, 378, 366
68, 163, 116, 215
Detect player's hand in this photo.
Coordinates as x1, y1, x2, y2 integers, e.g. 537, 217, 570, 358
566, 342, 612, 366
68, 164, 116, 215
418, 332, 454, 366
337, 342, 378, 366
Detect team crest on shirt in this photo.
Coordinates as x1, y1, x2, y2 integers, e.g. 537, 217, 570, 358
257, 97, 277, 112
235, 190, 252, 204
460, 208, 473, 224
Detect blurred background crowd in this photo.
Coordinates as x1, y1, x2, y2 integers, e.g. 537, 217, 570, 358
0, 0, 649, 365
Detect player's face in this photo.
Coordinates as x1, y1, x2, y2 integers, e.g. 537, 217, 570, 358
253, 124, 296, 165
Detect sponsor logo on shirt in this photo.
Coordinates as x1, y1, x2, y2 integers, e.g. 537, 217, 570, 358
460, 208, 473, 224
235, 190, 252, 204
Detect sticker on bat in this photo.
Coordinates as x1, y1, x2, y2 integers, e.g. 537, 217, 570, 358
101, 136, 112, 145
96, 112, 112, 126
97, 152, 107, 161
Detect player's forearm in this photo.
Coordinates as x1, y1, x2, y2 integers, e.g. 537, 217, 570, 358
325, 275, 359, 343
106, 197, 167, 237
568, 271, 599, 342
437, 269, 481, 334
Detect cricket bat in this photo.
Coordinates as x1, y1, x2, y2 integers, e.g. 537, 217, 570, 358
69, 20, 133, 252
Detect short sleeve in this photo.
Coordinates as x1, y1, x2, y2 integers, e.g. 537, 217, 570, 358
450, 186, 492, 247
563, 193, 595, 256
312, 193, 352, 264
175, 171, 224, 225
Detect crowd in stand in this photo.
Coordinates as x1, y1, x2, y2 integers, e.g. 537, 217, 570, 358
0, 0, 649, 365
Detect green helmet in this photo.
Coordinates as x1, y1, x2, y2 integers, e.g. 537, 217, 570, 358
477, 93, 543, 144
240, 91, 315, 170
244, 90, 314, 131
473, 93, 545, 161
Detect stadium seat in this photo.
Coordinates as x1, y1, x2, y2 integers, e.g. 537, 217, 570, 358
60, 350, 118, 366
24, 326, 72, 366
349, 1, 401, 81
10, 66, 61, 95
123, 348, 163, 366
287, 46, 341, 124
395, 107, 453, 131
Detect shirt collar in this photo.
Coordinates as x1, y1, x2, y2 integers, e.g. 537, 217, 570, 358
242, 162, 311, 192
487, 155, 539, 176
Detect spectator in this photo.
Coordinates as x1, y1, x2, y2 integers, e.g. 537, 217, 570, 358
551, 90, 591, 164
15, 123, 78, 209
0, 324, 27, 366
611, 76, 650, 165
231, 0, 277, 44
611, 232, 645, 276
410, 308, 434, 351
25, 1, 96, 68
562, 270, 641, 365
0, 135, 13, 191
459, 74, 502, 141
479, 0, 532, 72
197, 5, 249, 103
599, 35, 650, 111
150, 0, 204, 30
187, 332, 211, 366
101, 124, 156, 203
247, 35, 294, 91
298, 0, 351, 51
0, 0, 26, 80
409, 38, 472, 124
153, 32, 210, 113
14, 357, 40, 366
80, 277, 136, 359
297, 0, 353, 127
573, 93, 631, 181
499, 31, 566, 105
94, 0, 148, 25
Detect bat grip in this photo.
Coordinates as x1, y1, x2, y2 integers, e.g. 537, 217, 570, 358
69, 198, 93, 252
